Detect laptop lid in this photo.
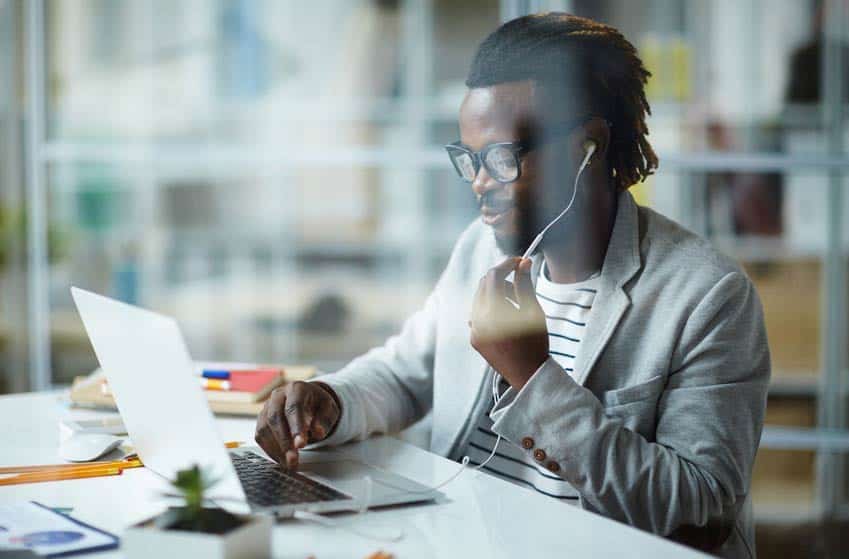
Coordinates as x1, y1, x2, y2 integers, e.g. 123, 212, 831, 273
70, 287, 248, 512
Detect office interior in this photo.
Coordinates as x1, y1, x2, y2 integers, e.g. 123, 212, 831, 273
2, 0, 849, 557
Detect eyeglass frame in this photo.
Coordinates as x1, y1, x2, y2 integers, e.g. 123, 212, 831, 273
444, 116, 609, 184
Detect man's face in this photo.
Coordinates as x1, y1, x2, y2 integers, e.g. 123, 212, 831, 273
458, 81, 580, 255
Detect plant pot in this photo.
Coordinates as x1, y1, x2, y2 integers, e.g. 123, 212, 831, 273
123, 507, 272, 559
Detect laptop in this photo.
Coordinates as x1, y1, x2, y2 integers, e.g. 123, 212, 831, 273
70, 286, 438, 517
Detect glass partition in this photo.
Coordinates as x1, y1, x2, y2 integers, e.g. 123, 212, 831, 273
8, 0, 849, 553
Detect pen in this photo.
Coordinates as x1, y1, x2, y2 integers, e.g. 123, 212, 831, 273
201, 378, 231, 391
202, 369, 231, 380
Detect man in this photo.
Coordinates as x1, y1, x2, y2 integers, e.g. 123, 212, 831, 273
255, 13, 770, 558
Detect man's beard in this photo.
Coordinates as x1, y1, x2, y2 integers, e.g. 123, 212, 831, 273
485, 191, 537, 256
489, 185, 577, 257
494, 228, 532, 256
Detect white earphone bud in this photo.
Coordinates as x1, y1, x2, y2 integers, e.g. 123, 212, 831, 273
581, 139, 596, 168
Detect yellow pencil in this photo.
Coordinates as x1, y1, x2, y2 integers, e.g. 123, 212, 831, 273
0, 457, 141, 475
0, 441, 239, 481
0, 466, 122, 486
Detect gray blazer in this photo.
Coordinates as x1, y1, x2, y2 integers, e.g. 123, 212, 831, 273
318, 191, 770, 558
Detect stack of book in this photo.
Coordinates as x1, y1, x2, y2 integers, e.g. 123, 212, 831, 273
69, 362, 316, 416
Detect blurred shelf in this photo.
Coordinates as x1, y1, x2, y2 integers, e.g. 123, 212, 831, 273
769, 373, 821, 397
69, 222, 468, 260
40, 142, 449, 175
662, 151, 849, 171
54, 94, 465, 129
713, 235, 834, 262
753, 500, 819, 524
42, 142, 849, 172
761, 425, 849, 452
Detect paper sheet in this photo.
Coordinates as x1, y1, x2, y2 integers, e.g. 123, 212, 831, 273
0, 502, 117, 557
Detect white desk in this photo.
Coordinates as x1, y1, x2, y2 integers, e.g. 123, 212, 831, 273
0, 391, 706, 558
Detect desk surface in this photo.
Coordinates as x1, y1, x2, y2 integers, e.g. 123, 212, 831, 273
0, 391, 705, 558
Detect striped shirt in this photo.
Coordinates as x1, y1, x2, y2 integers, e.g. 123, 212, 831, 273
463, 262, 600, 502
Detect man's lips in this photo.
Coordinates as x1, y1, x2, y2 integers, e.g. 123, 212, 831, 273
480, 204, 515, 226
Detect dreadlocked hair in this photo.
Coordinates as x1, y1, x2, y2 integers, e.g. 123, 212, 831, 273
466, 12, 658, 191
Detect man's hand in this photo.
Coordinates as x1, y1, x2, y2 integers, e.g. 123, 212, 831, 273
254, 381, 340, 469
470, 257, 549, 390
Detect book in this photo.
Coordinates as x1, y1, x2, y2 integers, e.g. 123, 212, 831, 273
69, 361, 316, 417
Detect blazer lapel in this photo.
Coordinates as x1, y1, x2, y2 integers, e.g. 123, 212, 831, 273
574, 192, 643, 386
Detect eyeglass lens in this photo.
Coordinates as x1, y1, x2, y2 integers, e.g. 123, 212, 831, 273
453, 151, 477, 181
484, 146, 519, 182
449, 145, 520, 183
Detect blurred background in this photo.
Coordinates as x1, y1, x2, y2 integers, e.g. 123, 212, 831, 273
2, 0, 849, 556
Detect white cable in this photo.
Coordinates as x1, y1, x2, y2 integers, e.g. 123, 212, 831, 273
297, 249, 554, 540
293, 456, 473, 543
296, 409, 507, 543
504, 141, 595, 296
402, 455, 472, 495
474, 369, 506, 471
521, 141, 596, 260
472, 434, 503, 471
359, 475, 373, 514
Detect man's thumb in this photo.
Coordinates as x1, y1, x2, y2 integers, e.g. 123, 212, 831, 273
514, 258, 535, 306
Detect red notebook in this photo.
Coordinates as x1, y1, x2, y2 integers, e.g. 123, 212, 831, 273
229, 369, 283, 393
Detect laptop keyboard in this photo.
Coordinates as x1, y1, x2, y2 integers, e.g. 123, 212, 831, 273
231, 452, 351, 508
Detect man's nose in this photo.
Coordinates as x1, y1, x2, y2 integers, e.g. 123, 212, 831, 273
471, 166, 502, 197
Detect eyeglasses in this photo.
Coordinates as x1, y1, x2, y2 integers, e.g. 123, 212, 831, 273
444, 116, 598, 184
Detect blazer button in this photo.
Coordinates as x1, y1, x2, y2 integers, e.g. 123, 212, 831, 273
521, 437, 534, 449
533, 449, 546, 462
546, 461, 560, 473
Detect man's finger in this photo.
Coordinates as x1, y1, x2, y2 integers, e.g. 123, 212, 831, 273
266, 390, 297, 466
284, 383, 309, 449
255, 402, 286, 464
285, 449, 299, 469
308, 413, 332, 442
309, 388, 340, 442
299, 404, 315, 449
492, 257, 522, 273
485, 258, 521, 299
514, 258, 536, 307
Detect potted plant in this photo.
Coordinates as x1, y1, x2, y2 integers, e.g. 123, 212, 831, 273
123, 465, 271, 559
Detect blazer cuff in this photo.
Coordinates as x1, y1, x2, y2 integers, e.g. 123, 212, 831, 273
303, 376, 358, 449
488, 378, 518, 421
490, 357, 580, 446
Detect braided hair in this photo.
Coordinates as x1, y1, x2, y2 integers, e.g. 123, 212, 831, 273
466, 12, 658, 191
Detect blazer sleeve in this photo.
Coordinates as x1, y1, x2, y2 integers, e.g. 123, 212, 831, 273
313, 283, 440, 447
310, 220, 481, 447
489, 271, 770, 539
